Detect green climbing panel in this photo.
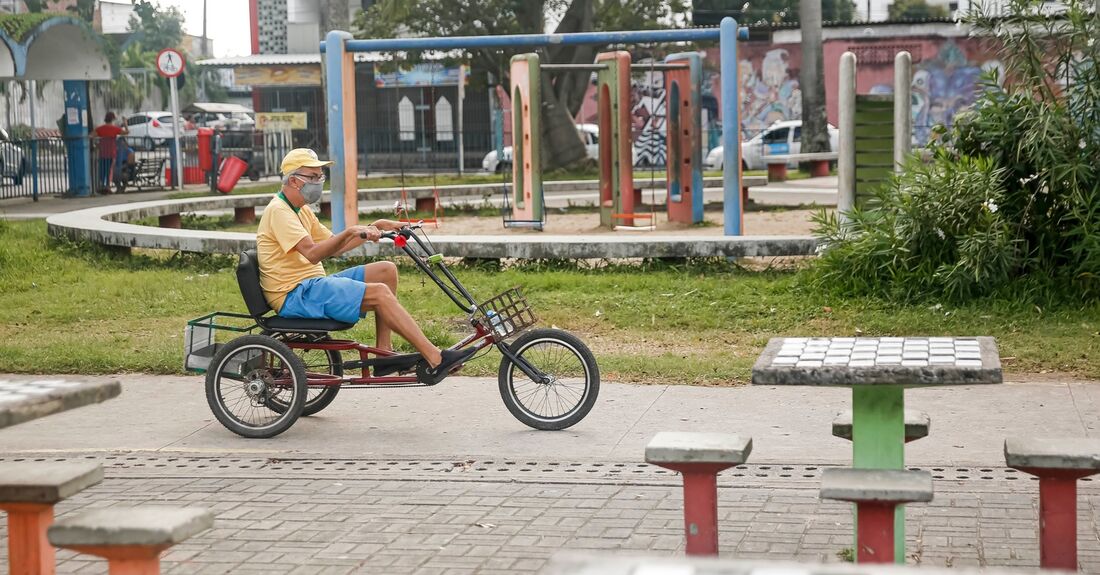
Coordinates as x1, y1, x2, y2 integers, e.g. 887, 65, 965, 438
854, 94, 894, 209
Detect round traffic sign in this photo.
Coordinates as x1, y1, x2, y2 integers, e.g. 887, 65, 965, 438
156, 48, 185, 78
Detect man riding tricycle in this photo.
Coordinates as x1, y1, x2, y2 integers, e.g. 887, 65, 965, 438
185, 149, 599, 438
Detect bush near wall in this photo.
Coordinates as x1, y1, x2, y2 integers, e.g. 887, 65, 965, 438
809, 0, 1100, 304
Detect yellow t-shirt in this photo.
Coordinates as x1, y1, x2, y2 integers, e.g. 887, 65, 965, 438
256, 195, 332, 311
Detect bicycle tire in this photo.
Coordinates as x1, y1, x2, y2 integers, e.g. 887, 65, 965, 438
266, 348, 341, 416
497, 328, 599, 430
205, 334, 306, 438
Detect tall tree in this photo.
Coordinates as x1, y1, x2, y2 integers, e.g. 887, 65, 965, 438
129, 1, 184, 52
887, 0, 949, 20
322, 0, 351, 35
692, 0, 857, 26
354, 0, 686, 170
798, 0, 829, 154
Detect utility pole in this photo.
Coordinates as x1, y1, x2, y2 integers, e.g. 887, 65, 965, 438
201, 0, 208, 100
799, 0, 830, 155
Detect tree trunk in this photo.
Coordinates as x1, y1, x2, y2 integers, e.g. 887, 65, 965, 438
799, 0, 829, 154
538, 0, 597, 169
324, 0, 351, 33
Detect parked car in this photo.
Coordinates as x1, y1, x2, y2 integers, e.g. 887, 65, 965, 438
0, 127, 27, 185
196, 111, 255, 131
704, 119, 839, 171
185, 102, 256, 131
125, 112, 196, 149
482, 123, 638, 172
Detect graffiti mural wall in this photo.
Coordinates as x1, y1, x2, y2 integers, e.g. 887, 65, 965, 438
737, 47, 803, 139
561, 26, 1001, 166
867, 41, 1000, 144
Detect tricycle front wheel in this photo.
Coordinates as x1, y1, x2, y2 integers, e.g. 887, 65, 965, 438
497, 328, 599, 430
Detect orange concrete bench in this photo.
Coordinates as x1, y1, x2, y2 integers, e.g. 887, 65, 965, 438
48, 506, 214, 574
0, 461, 103, 575
764, 151, 837, 181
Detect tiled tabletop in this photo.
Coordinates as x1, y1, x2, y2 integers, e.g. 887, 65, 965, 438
0, 379, 121, 429
752, 337, 1002, 387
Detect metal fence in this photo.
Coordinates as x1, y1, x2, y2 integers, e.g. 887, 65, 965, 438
0, 136, 70, 200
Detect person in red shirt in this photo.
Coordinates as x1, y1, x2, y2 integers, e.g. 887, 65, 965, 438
94, 112, 127, 193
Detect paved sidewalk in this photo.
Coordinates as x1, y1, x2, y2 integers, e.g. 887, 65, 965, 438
1, 374, 1099, 572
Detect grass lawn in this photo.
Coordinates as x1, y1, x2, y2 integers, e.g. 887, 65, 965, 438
2, 219, 1096, 383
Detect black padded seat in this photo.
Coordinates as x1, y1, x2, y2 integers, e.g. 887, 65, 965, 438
259, 316, 355, 333
237, 250, 355, 334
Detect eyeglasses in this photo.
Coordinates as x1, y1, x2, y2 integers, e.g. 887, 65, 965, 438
293, 173, 326, 184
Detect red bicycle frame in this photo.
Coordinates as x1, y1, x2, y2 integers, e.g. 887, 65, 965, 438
283, 321, 496, 386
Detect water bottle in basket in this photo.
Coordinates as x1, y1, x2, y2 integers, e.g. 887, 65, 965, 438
486, 310, 508, 338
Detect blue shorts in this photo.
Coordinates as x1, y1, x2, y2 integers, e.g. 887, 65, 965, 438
278, 266, 367, 325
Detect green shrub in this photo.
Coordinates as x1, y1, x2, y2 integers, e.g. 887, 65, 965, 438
810, 0, 1100, 303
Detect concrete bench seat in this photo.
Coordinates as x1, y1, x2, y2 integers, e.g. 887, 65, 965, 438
764, 151, 838, 180
1004, 437, 1100, 570
832, 409, 930, 443
645, 432, 752, 556
49, 506, 214, 574
820, 468, 932, 564
0, 461, 103, 575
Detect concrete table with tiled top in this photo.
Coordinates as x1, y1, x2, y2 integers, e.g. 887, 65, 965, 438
752, 336, 1002, 563
0, 379, 121, 430
0, 379, 119, 574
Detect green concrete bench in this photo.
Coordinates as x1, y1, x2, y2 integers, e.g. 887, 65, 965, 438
645, 431, 752, 556
833, 409, 930, 443
48, 506, 214, 574
820, 468, 933, 564
0, 461, 103, 575
1004, 437, 1100, 570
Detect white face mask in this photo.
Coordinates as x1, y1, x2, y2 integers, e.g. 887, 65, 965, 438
293, 174, 324, 205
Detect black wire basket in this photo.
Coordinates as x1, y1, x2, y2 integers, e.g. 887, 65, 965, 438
477, 287, 538, 340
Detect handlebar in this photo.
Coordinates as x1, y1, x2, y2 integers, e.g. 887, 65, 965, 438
357, 221, 424, 240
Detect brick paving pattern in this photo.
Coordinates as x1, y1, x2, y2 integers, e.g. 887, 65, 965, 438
1, 454, 1099, 574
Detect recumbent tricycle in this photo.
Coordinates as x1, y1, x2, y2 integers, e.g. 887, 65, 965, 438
185, 222, 600, 438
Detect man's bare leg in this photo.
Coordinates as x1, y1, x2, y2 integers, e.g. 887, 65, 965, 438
358, 262, 398, 350
360, 283, 442, 367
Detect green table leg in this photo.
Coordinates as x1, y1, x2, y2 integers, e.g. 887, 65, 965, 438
851, 385, 906, 563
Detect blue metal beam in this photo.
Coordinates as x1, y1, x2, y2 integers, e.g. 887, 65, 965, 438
325, 27, 747, 53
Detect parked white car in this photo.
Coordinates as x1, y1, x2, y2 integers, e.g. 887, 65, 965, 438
705, 119, 839, 171
125, 112, 194, 149
0, 127, 26, 185
482, 123, 638, 172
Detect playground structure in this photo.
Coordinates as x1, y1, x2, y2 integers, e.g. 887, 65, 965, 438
837, 50, 913, 216
322, 20, 749, 236
503, 53, 544, 229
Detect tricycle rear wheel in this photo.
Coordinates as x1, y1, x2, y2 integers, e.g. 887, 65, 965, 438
497, 328, 599, 430
266, 348, 342, 416
205, 334, 306, 438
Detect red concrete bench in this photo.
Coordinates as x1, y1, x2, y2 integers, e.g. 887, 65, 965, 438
833, 409, 930, 443
48, 506, 213, 574
1004, 437, 1100, 570
0, 461, 103, 575
645, 431, 753, 556
820, 468, 933, 564
764, 151, 837, 182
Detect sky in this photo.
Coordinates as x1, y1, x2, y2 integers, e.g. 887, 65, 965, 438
152, 0, 253, 58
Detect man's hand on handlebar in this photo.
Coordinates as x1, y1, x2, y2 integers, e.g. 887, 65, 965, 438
348, 225, 381, 243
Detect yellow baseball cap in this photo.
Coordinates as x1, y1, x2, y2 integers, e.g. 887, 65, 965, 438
280, 148, 333, 175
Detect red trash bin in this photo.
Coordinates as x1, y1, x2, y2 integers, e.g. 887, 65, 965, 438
217, 156, 248, 194
197, 127, 214, 171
